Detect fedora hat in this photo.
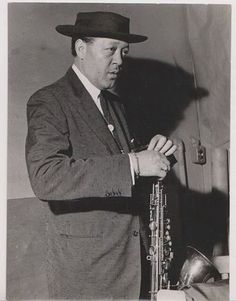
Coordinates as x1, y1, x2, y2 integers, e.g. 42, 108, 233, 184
56, 11, 148, 43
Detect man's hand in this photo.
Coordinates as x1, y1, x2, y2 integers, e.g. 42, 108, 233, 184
147, 134, 177, 156
130, 135, 177, 179
134, 150, 170, 178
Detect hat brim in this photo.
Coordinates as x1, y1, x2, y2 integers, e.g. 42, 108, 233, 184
56, 25, 148, 43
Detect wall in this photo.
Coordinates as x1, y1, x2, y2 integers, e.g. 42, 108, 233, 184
8, 2, 228, 199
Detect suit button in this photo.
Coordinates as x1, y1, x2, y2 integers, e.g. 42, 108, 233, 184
133, 230, 139, 237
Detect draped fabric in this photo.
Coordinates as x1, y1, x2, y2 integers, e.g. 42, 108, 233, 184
184, 280, 229, 301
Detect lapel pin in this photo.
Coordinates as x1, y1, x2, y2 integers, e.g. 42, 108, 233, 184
108, 124, 114, 132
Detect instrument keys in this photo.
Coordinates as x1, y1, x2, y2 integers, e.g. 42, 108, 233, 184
166, 224, 171, 230
149, 246, 156, 256
166, 218, 171, 224
166, 235, 171, 241
164, 248, 170, 257
149, 221, 157, 231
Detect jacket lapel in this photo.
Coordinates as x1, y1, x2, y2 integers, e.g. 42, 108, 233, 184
104, 91, 132, 153
65, 68, 121, 154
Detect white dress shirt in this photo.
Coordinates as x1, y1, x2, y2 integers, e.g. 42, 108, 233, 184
72, 64, 103, 113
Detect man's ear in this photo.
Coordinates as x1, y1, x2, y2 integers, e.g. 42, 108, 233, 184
75, 39, 87, 59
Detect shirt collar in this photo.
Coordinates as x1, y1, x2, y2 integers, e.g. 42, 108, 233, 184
72, 64, 100, 101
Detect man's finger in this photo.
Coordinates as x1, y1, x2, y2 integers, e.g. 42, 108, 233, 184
154, 136, 167, 151
159, 153, 171, 167
158, 170, 167, 179
147, 134, 162, 150
160, 162, 168, 171
159, 139, 173, 154
165, 145, 177, 156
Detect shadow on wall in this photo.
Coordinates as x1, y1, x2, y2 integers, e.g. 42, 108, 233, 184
116, 57, 209, 144
115, 57, 228, 279
180, 186, 229, 258
164, 172, 229, 284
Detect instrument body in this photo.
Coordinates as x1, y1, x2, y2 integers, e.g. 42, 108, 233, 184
178, 246, 221, 290
147, 181, 173, 301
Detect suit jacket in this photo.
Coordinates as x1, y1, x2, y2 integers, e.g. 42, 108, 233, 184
25, 68, 149, 299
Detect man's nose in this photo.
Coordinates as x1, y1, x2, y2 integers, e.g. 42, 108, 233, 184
113, 50, 123, 66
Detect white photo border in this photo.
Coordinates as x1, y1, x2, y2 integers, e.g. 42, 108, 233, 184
1, 0, 235, 300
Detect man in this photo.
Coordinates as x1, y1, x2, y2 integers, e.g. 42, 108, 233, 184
25, 11, 177, 299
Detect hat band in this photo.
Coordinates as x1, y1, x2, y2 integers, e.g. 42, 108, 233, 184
76, 19, 129, 34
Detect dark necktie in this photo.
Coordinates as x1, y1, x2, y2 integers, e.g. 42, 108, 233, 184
99, 92, 124, 153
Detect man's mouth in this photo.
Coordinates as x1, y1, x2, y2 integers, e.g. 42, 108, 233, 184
108, 71, 119, 78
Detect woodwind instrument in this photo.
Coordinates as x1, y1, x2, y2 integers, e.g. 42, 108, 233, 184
147, 180, 173, 301
146, 181, 220, 301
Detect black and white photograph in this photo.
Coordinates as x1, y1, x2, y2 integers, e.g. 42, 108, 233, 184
1, 1, 234, 300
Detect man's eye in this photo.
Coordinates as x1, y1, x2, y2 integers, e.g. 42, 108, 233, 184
122, 49, 129, 56
106, 47, 116, 53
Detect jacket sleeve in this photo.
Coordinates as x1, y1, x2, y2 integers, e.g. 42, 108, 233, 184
25, 89, 133, 201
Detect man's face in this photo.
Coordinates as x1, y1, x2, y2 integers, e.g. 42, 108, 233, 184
78, 37, 129, 90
